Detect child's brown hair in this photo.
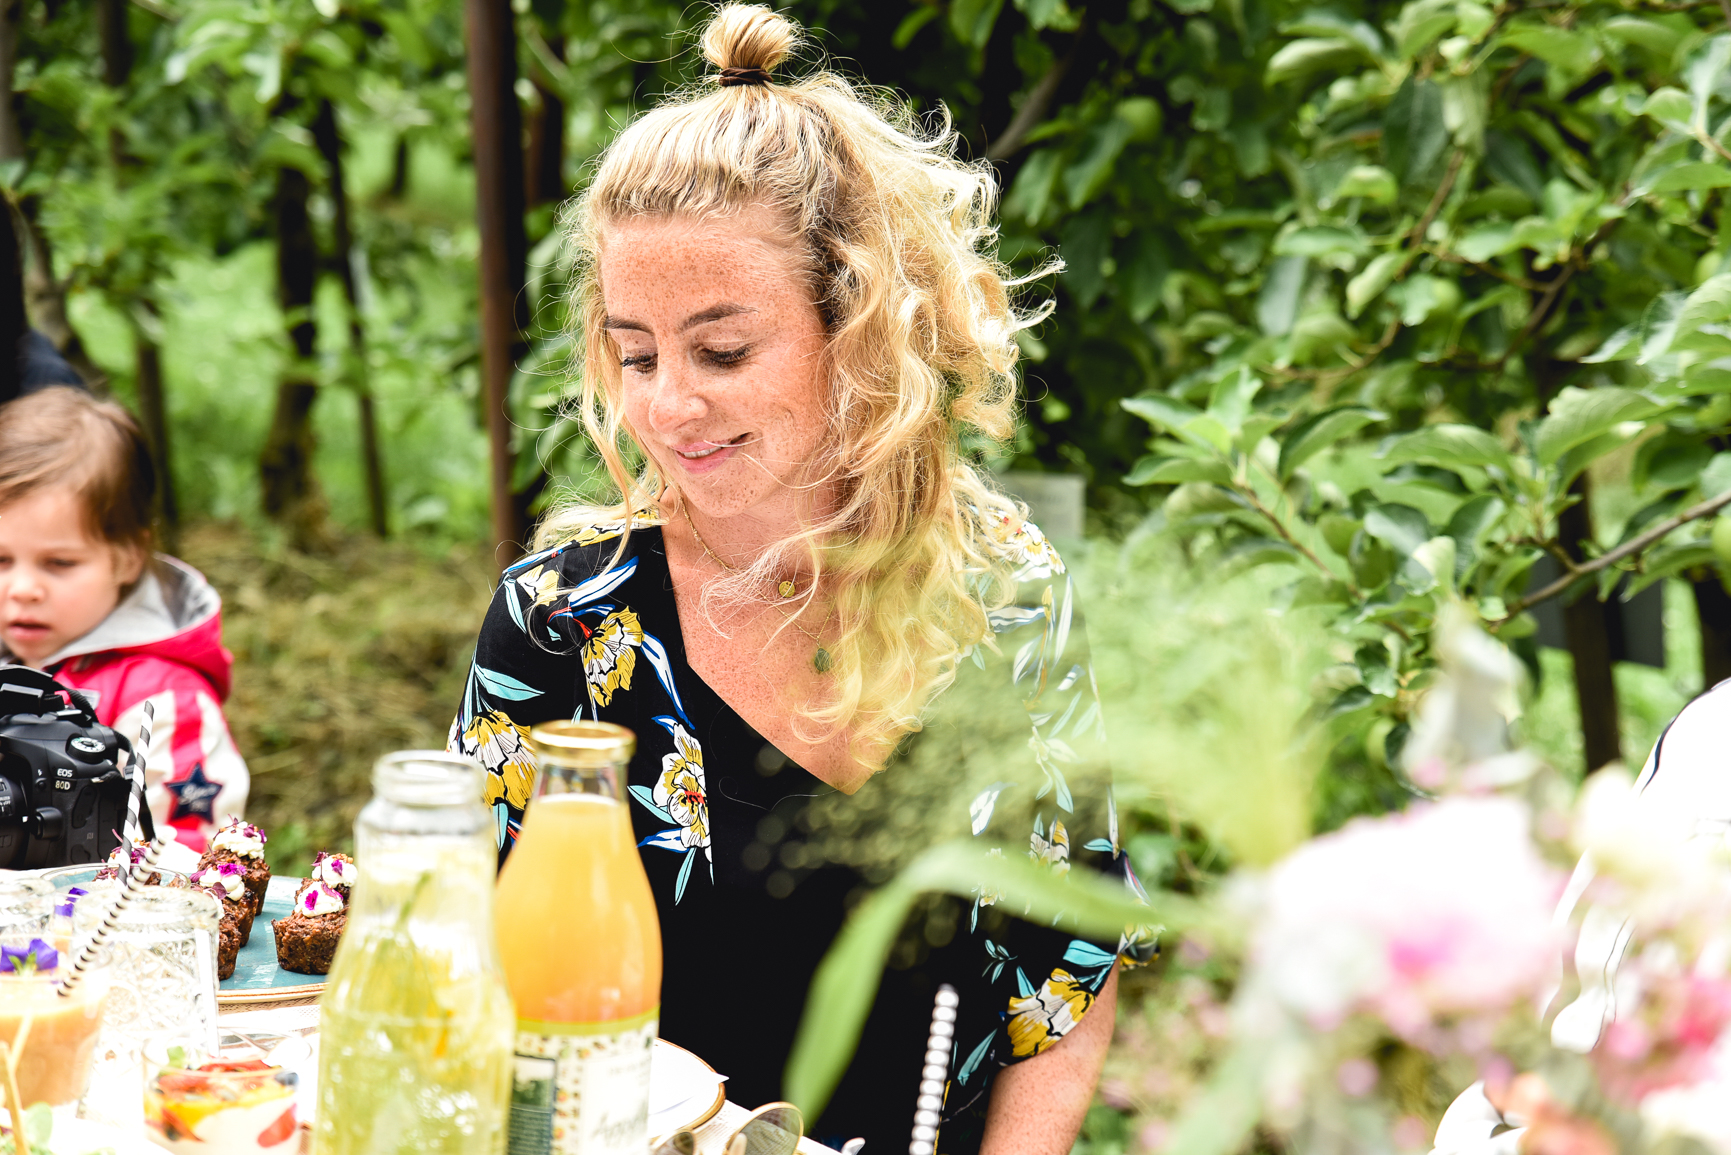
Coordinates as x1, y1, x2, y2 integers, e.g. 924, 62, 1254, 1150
0, 386, 157, 555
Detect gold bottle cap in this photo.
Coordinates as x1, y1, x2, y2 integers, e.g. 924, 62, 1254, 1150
529, 720, 636, 767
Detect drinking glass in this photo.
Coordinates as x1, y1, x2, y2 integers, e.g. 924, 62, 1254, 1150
0, 944, 110, 1128
72, 885, 222, 1127
144, 1031, 311, 1154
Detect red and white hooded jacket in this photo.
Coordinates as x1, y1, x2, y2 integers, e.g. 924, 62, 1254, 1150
2, 556, 250, 852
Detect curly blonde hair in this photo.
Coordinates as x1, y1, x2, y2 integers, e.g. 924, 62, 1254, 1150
540, 2, 1055, 768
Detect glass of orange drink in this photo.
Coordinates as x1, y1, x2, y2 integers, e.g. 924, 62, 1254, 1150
0, 935, 111, 1122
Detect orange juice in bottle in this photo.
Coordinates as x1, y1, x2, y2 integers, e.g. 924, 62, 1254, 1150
495, 721, 662, 1155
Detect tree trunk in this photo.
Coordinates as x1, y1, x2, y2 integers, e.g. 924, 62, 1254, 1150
133, 306, 178, 546
526, 36, 566, 208
389, 136, 409, 199
0, 0, 98, 385
259, 164, 328, 549
1694, 572, 1731, 692
1559, 475, 1623, 772
312, 99, 388, 538
464, 0, 530, 569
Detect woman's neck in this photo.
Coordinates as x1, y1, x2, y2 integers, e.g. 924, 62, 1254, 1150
659, 485, 838, 575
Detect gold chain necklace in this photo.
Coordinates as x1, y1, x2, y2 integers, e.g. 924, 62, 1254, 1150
680, 502, 832, 674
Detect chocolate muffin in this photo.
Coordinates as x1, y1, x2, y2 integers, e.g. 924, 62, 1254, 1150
272, 881, 346, 976
94, 839, 163, 886
199, 819, 269, 915
191, 862, 256, 946
190, 880, 244, 980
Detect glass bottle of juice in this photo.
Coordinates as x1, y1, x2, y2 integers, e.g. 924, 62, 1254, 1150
494, 721, 663, 1155
315, 751, 516, 1155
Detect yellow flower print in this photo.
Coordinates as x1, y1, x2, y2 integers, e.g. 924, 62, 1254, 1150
1029, 820, 1070, 877
516, 564, 564, 608
583, 608, 644, 707
981, 511, 1066, 581
464, 710, 537, 809
1006, 969, 1094, 1057
653, 725, 711, 856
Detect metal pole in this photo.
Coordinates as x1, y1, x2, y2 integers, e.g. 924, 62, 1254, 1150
464, 0, 529, 571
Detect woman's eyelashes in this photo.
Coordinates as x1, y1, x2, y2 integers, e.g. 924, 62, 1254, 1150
620, 345, 751, 373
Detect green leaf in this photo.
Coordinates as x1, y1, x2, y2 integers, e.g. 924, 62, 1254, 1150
1603, 17, 1683, 60
1393, 0, 1457, 59
1379, 424, 1512, 470
1640, 86, 1694, 129
1331, 165, 1398, 204
1003, 149, 1063, 225
1279, 406, 1386, 478
1363, 503, 1432, 557
1065, 115, 1135, 209
1272, 224, 1369, 259
1346, 251, 1401, 319
1643, 162, 1731, 196
1454, 223, 1517, 263
892, 6, 939, 48
1701, 451, 1731, 497
1385, 274, 1456, 326
1207, 367, 1262, 432
1687, 35, 1731, 131
1384, 77, 1448, 189
1624, 541, 1716, 598
1498, 23, 1602, 86
1258, 254, 1308, 336
1123, 394, 1205, 433
1533, 387, 1666, 466
1166, 1047, 1269, 1155
1265, 37, 1370, 85
950, 0, 1008, 48
1125, 456, 1234, 486
1447, 493, 1507, 550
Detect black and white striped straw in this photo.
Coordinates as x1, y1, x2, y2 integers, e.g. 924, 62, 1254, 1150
55, 831, 173, 998
909, 984, 957, 1155
120, 700, 156, 863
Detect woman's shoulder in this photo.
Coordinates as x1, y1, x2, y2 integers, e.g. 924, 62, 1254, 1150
503, 512, 666, 588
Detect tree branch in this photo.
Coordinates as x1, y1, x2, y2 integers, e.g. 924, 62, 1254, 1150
1232, 481, 1363, 597
1494, 486, 1731, 622
986, 23, 1086, 162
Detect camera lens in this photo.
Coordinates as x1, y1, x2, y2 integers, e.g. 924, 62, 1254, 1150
0, 775, 25, 870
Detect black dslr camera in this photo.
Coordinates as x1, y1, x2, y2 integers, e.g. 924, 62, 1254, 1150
0, 665, 143, 870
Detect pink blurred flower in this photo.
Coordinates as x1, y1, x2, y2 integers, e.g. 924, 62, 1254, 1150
1248, 796, 1563, 1049
1596, 971, 1731, 1102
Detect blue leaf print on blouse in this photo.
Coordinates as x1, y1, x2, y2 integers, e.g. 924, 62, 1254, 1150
629, 784, 675, 824
958, 1033, 994, 1085
642, 640, 690, 724
566, 558, 638, 608
475, 666, 544, 702
639, 828, 687, 852
1062, 940, 1119, 971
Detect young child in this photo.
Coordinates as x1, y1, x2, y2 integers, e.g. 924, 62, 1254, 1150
0, 386, 248, 852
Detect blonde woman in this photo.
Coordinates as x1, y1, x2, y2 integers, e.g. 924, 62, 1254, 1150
451, 6, 1148, 1151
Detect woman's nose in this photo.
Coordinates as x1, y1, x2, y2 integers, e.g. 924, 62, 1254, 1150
3, 569, 44, 601
644, 364, 707, 433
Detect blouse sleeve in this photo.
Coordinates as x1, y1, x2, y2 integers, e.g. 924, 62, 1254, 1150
944, 515, 1157, 1089
448, 544, 588, 861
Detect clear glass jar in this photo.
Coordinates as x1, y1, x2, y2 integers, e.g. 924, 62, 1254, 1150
71, 885, 221, 1126
315, 750, 515, 1155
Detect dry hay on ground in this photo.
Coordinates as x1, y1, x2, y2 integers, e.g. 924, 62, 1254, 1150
177, 522, 496, 871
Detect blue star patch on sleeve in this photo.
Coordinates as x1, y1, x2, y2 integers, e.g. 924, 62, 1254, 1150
164, 763, 221, 823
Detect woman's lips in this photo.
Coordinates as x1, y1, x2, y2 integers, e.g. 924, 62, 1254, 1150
671, 434, 749, 474
3, 621, 50, 640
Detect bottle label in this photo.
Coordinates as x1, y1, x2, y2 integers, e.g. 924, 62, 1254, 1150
508, 1008, 659, 1155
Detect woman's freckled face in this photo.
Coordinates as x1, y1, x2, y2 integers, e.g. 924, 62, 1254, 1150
599, 208, 830, 522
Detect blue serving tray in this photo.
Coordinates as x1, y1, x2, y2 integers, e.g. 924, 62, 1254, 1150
45, 867, 326, 1003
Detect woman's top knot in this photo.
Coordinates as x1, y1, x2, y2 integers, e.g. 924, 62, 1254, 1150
718, 66, 771, 87
700, 3, 798, 77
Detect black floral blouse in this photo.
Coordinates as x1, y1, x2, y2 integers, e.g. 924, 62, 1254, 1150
450, 513, 1153, 1155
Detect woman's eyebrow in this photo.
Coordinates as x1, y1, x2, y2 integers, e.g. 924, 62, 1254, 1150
601, 315, 649, 332
680, 303, 755, 331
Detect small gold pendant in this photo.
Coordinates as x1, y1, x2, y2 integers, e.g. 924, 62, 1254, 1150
778, 579, 798, 598
813, 646, 832, 674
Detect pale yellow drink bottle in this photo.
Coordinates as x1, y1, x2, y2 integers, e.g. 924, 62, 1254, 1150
494, 721, 663, 1155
